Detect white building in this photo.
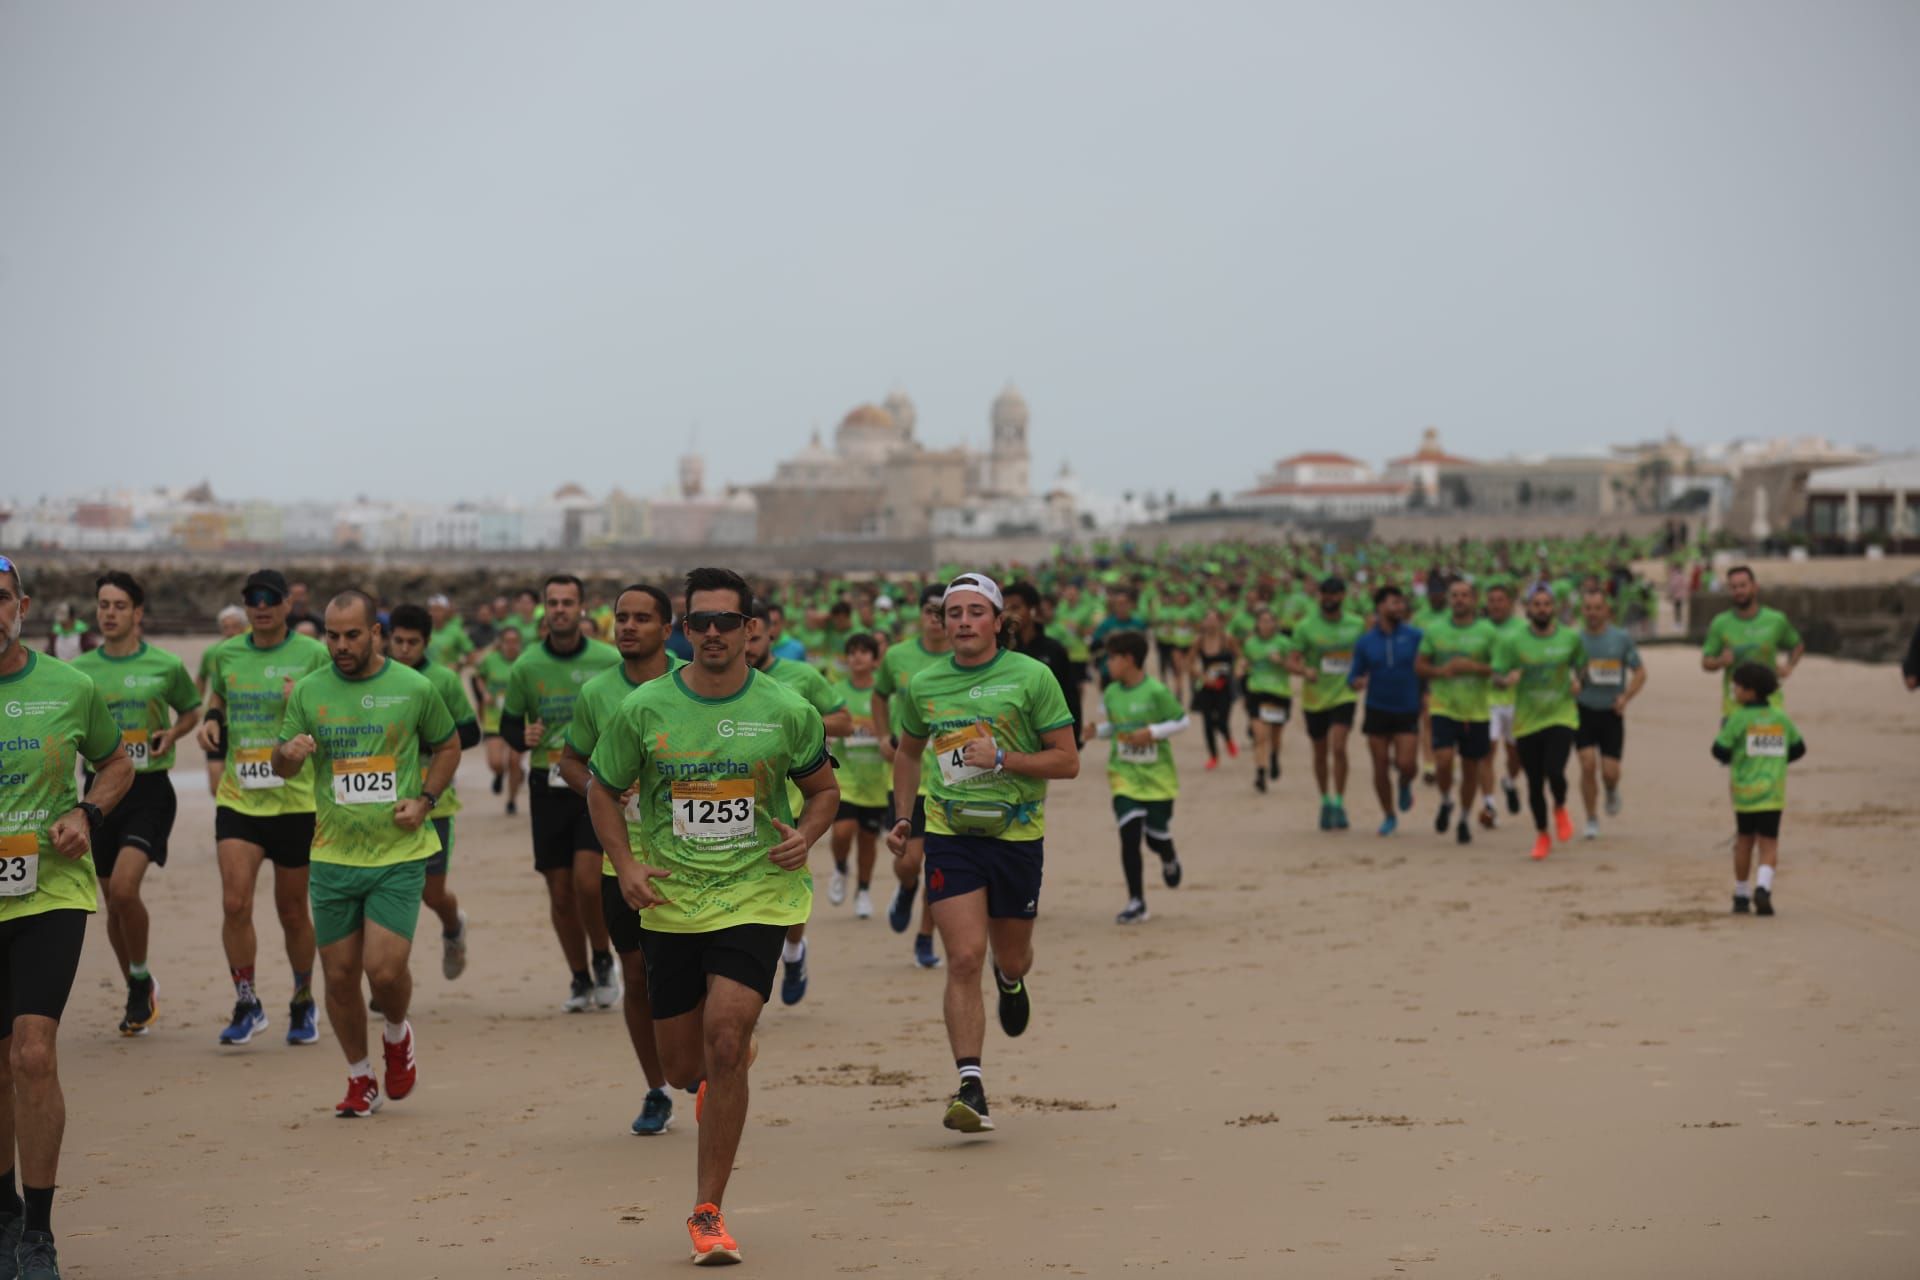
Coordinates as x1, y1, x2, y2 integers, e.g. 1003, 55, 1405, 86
1238, 451, 1411, 517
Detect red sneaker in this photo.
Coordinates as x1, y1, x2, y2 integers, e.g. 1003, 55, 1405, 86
687, 1202, 741, 1265
336, 1073, 382, 1118
382, 1023, 417, 1101
1553, 807, 1575, 842
1204, 757, 1219, 771
1225, 738, 1239, 759
1531, 832, 1552, 861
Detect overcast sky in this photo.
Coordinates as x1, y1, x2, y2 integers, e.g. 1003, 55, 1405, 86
2, 2, 1915, 506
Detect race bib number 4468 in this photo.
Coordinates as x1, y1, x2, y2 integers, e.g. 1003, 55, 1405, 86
234, 747, 284, 790
671, 777, 756, 841
1745, 726, 1787, 758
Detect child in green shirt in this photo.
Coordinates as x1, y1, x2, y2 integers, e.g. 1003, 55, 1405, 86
1711, 663, 1807, 917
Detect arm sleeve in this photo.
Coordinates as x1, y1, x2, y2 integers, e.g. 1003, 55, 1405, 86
499, 712, 529, 753
1787, 739, 1807, 763
1148, 713, 1190, 740
1710, 742, 1733, 764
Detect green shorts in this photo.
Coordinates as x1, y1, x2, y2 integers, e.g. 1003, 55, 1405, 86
1111, 794, 1174, 834
310, 859, 427, 948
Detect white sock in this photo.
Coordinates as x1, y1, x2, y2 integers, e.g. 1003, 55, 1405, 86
1735, 880, 1751, 897
782, 938, 805, 964
1482, 795, 1496, 811
382, 1019, 408, 1044
1756, 866, 1775, 891
348, 1057, 373, 1079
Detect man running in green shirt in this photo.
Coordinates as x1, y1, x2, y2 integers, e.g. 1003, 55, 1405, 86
557, 583, 684, 1137
195, 569, 329, 1048
1482, 582, 1527, 823
71, 571, 201, 1035
1289, 577, 1366, 831
586, 567, 837, 1266
1415, 579, 1498, 845
384, 606, 483, 980
872, 583, 950, 968
425, 594, 475, 671
1701, 565, 1803, 718
0, 554, 135, 1277
827, 634, 890, 921
1493, 587, 1585, 861
473, 625, 525, 815
887, 573, 1080, 1135
501, 574, 623, 1013
1094, 631, 1188, 924
1238, 608, 1293, 792
276, 591, 460, 1118
746, 600, 852, 1007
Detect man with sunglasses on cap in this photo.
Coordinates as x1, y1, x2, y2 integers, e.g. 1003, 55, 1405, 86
0, 554, 136, 1278
887, 572, 1079, 1135
196, 569, 329, 1048
500, 574, 623, 1014
871, 583, 950, 969
71, 571, 201, 1035
586, 567, 837, 1266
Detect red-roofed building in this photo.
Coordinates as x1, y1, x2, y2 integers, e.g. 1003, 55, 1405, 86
1383, 427, 1477, 505
1239, 451, 1410, 517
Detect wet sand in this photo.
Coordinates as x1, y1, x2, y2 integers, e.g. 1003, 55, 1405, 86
52, 644, 1920, 1278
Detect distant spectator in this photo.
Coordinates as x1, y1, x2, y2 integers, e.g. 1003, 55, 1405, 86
46, 601, 97, 659
1903, 621, 1919, 692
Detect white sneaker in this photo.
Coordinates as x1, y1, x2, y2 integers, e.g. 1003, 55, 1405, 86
592, 956, 621, 1009
441, 910, 468, 981
854, 888, 873, 919
828, 867, 847, 907
1604, 788, 1622, 817
1583, 818, 1600, 841
563, 975, 593, 1013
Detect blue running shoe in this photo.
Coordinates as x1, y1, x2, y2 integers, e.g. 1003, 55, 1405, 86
1398, 779, 1414, 812
914, 934, 942, 969
1318, 801, 1332, 831
779, 941, 808, 1006
632, 1087, 673, 1136
887, 883, 913, 934
1332, 804, 1351, 830
218, 999, 268, 1046
1378, 815, 1398, 837
286, 998, 319, 1046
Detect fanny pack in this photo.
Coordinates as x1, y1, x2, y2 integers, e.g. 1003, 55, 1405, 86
937, 798, 1041, 839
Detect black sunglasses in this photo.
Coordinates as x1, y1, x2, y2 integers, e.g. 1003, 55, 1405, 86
683, 610, 748, 635
244, 589, 284, 608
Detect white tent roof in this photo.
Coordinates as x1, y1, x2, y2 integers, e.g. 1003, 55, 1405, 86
1805, 453, 1920, 494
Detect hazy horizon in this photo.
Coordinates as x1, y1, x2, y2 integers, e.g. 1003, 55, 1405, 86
3, 2, 1915, 505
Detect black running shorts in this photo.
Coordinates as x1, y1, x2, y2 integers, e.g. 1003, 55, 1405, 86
600, 873, 645, 956
1363, 707, 1421, 738
1575, 706, 1626, 760
1303, 703, 1356, 741
1734, 809, 1782, 839
638, 922, 787, 1019
214, 807, 315, 869
85, 769, 178, 875
836, 801, 889, 834
529, 774, 601, 872
0, 909, 88, 1031
1429, 715, 1492, 761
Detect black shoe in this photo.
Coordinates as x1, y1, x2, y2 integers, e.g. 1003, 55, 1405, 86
506, 799, 518, 816
1754, 886, 1774, 917
1162, 856, 1182, 888
1434, 801, 1454, 834
491, 770, 504, 795
1732, 895, 1751, 914
942, 1078, 994, 1133
1455, 818, 1472, 845
995, 968, 1030, 1038
1504, 781, 1521, 815
0, 1211, 22, 1277
121, 974, 157, 1036
1254, 768, 1267, 793
16, 1229, 58, 1280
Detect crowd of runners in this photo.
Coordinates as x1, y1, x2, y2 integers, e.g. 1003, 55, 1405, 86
0, 534, 1821, 1272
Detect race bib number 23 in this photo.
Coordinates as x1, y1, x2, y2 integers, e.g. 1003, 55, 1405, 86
0, 834, 39, 897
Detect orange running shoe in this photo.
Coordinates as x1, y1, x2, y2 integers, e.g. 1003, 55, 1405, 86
687, 1203, 741, 1265
695, 1080, 706, 1124
1553, 807, 1574, 842
1531, 832, 1552, 861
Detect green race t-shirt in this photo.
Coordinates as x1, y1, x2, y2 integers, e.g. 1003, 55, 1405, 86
898, 648, 1075, 841
1493, 625, 1585, 738
210, 632, 331, 815
833, 680, 891, 809
428, 624, 475, 671
1241, 633, 1295, 697
588, 668, 827, 933
280, 658, 457, 868
872, 637, 946, 740
475, 648, 515, 733
503, 637, 621, 770
1714, 704, 1804, 812
761, 656, 847, 812
71, 641, 201, 772
565, 655, 686, 876
412, 659, 476, 819
1485, 615, 1527, 708
1292, 612, 1365, 713
0, 652, 124, 920
1703, 607, 1801, 716
1418, 616, 1499, 723
1101, 676, 1184, 802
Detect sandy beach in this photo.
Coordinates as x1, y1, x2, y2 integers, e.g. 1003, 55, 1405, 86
48, 642, 1920, 1278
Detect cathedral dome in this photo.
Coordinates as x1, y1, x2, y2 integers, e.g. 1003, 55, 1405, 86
991, 384, 1029, 434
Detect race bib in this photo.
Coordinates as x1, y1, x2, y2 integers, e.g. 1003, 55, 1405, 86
332, 755, 399, 806
234, 746, 284, 790
1587, 659, 1624, 687
1745, 725, 1787, 758
122, 729, 150, 769
547, 762, 566, 788
1206, 662, 1233, 684
933, 723, 994, 785
0, 833, 39, 897
1320, 652, 1350, 676
844, 719, 880, 750
671, 777, 756, 841
1116, 737, 1158, 765
1259, 704, 1290, 725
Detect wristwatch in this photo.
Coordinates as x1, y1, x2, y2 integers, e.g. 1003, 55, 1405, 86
419, 790, 440, 810
993, 748, 1006, 774
77, 801, 103, 832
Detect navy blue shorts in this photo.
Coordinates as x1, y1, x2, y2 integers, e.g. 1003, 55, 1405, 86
1430, 715, 1492, 760
924, 835, 1043, 920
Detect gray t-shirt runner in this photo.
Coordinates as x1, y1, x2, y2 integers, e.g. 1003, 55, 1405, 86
1575, 625, 1642, 710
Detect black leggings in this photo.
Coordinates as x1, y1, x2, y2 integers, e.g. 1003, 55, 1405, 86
0, 909, 88, 1033
1516, 726, 1574, 832
1119, 817, 1178, 900
1193, 687, 1233, 758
